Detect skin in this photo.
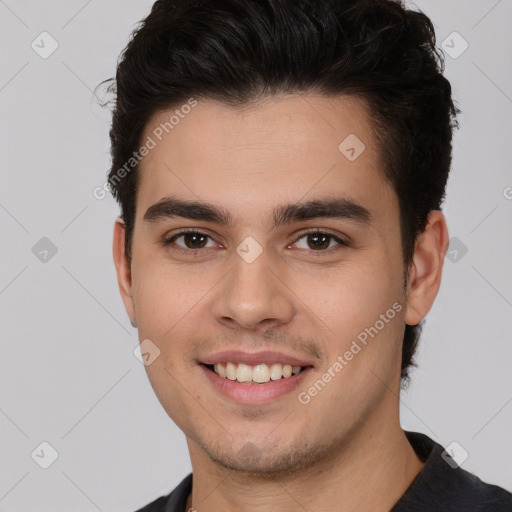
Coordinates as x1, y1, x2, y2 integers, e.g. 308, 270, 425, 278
113, 93, 449, 511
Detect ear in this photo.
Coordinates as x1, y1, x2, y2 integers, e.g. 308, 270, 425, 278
112, 218, 137, 327
404, 210, 450, 326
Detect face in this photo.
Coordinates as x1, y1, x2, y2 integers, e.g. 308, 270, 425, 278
114, 93, 423, 474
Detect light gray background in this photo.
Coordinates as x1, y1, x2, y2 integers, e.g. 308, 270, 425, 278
1, 1, 511, 510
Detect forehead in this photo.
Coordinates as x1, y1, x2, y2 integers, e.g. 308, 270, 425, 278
136, 93, 397, 228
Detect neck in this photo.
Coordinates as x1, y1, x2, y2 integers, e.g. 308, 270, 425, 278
185, 416, 424, 512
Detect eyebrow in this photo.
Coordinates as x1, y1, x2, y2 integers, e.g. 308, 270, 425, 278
143, 195, 373, 229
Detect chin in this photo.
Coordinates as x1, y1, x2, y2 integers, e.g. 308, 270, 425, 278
200, 438, 332, 478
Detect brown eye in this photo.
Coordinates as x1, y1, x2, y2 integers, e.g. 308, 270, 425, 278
293, 231, 348, 251
181, 233, 208, 249
306, 233, 331, 250
164, 231, 215, 250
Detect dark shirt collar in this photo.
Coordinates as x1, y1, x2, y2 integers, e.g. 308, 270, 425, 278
392, 431, 512, 511
153, 431, 512, 512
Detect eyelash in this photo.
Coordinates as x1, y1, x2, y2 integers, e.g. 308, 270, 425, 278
162, 228, 349, 254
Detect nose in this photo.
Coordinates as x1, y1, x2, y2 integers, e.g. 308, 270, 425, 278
212, 248, 295, 331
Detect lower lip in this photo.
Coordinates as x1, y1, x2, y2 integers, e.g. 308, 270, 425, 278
200, 365, 313, 404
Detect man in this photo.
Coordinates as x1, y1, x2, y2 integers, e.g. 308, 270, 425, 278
107, 0, 512, 510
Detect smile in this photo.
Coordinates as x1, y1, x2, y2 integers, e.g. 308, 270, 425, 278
206, 362, 305, 384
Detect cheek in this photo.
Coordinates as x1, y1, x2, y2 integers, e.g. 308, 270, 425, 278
296, 258, 402, 340
130, 261, 205, 359
340, 264, 405, 381
131, 262, 209, 428
132, 256, 204, 318
301, 261, 405, 398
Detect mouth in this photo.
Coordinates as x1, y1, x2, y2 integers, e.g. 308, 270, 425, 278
198, 350, 315, 403
198, 352, 315, 404
202, 362, 310, 384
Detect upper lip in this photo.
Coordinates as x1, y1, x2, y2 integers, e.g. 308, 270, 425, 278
200, 350, 315, 367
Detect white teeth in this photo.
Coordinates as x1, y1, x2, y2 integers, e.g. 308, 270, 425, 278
226, 362, 237, 380
236, 363, 253, 383
211, 362, 304, 383
270, 363, 283, 380
253, 364, 270, 383
214, 363, 227, 378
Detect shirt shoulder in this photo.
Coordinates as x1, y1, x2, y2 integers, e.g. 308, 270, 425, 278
392, 431, 512, 512
134, 495, 169, 512
133, 474, 193, 512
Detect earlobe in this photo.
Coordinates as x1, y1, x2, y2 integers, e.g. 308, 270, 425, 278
112, 218, 137, 328
404, 210, 449, 326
